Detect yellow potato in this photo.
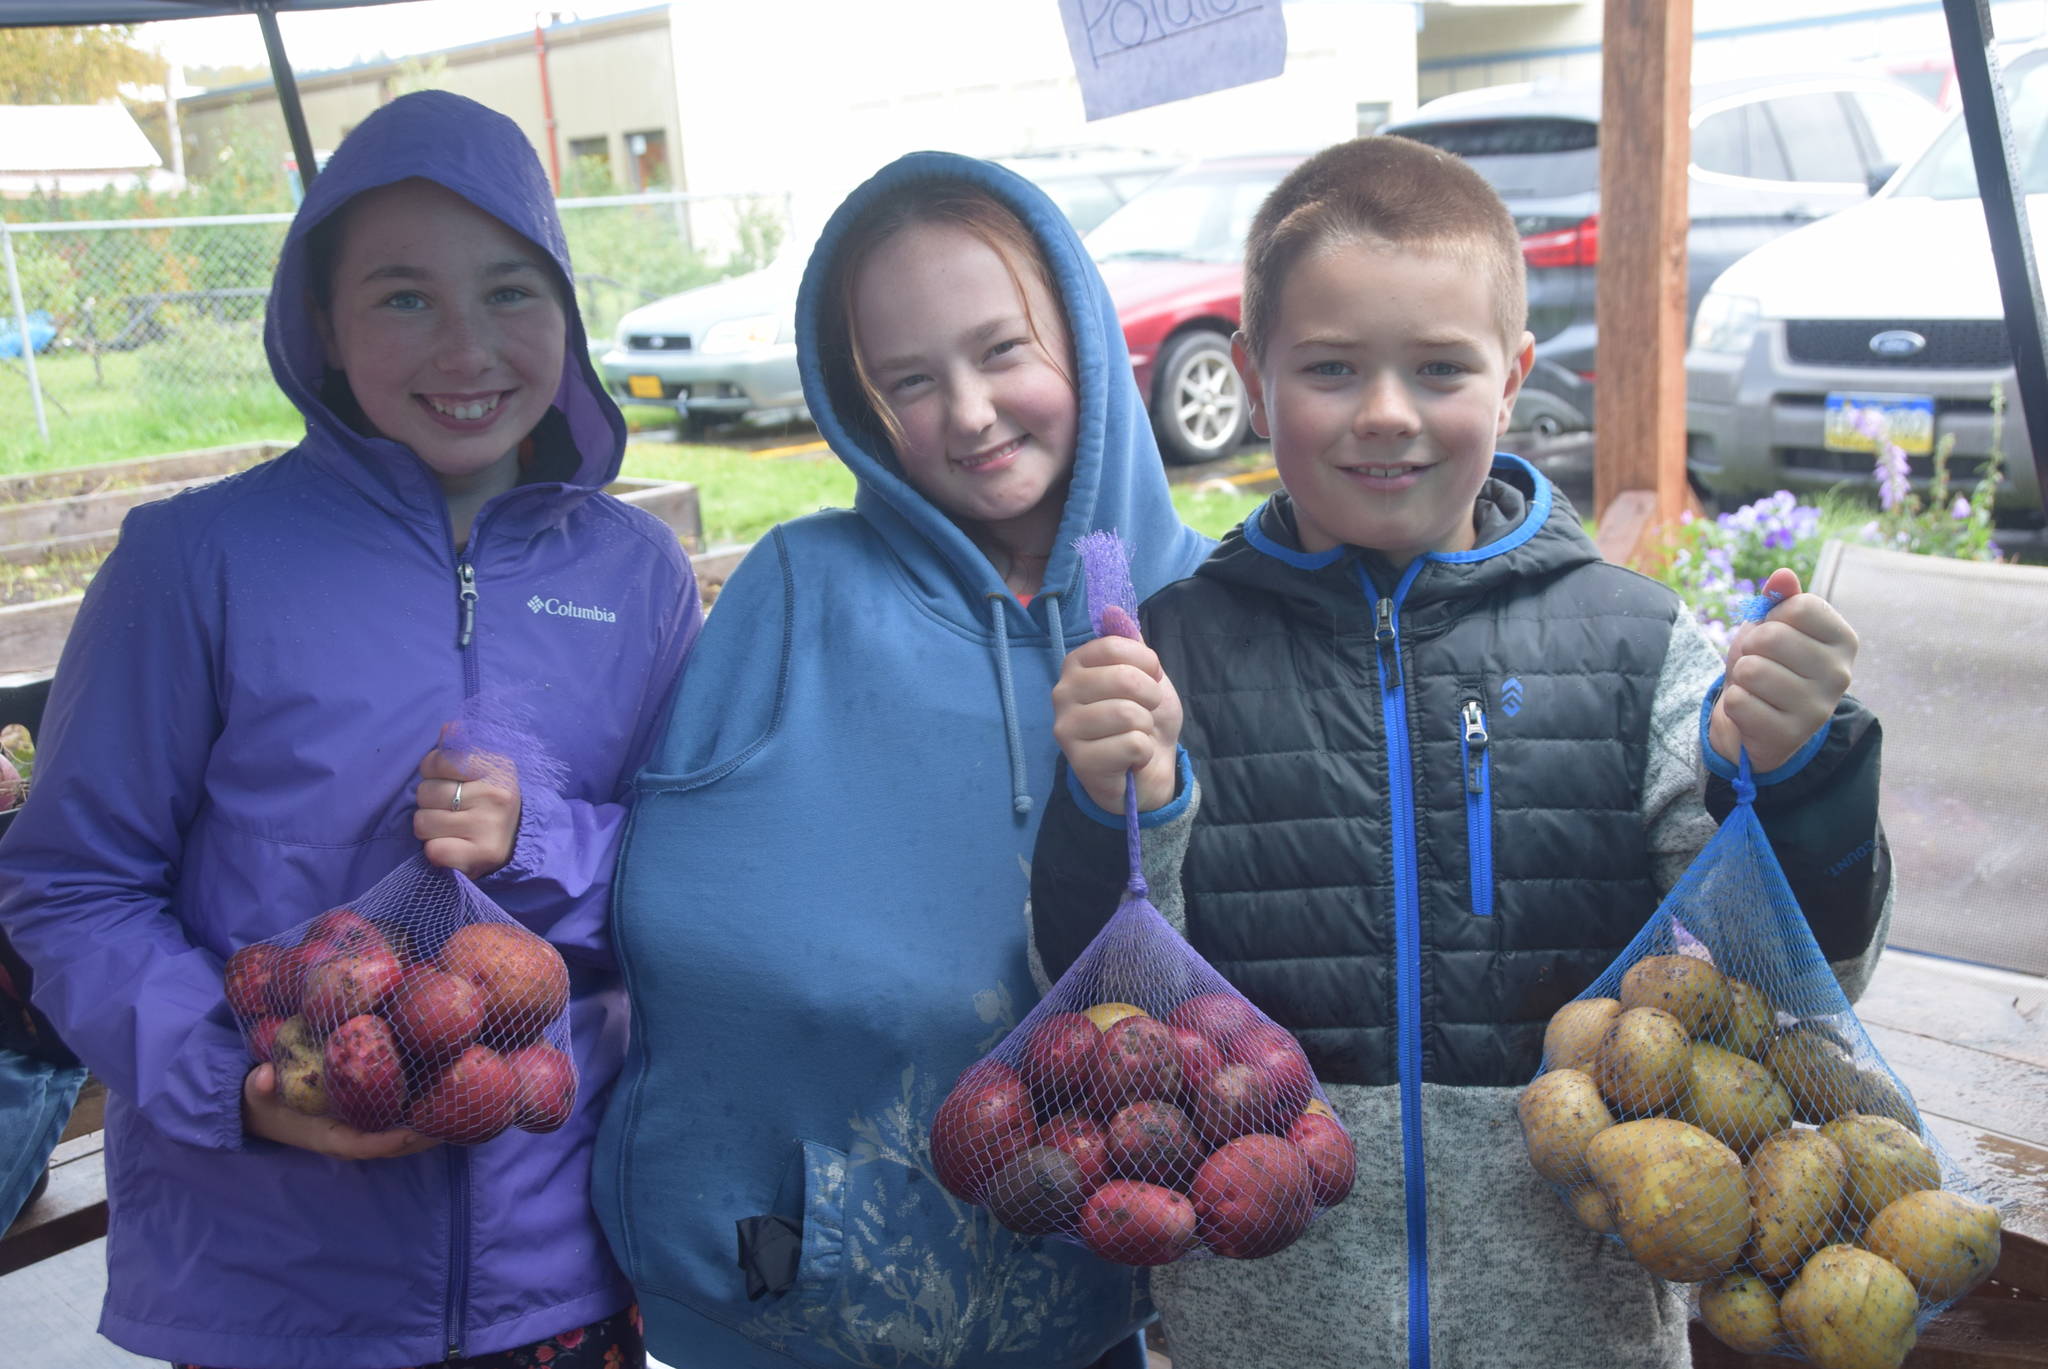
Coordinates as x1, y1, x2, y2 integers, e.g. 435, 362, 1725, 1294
1543, 998, 1621, 1073
272, 1015, 329, 1116
1567, 1183, 1616, 1234
1680, 1042, 1794, 1154
1746, 1127, 1849, 1279
1699, 1269, 1786, 1355
1619, 953, 1732, 1036
1865, 1188, 2002, 1301
1712, 978, 1777, 1060
1586, 1118, 1750, 1282
1765, 1024, 1863, 1124
1596, 1006, 1693, 1114
1850, 1069, 1921, 1131
1819, 1114, 1943, 1222
1519, 1068, 1616, 1184
1781, 1245, 1919, 1369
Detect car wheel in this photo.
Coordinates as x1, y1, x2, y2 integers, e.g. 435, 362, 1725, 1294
1151, 330, 1250, 464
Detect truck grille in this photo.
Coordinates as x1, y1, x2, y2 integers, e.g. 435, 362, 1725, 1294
626, 333, 692, 352
1784, 319, 2010, 370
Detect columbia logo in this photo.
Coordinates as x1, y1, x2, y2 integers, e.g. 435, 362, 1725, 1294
527, 594, 619, 624
1500, 677, 1525, 718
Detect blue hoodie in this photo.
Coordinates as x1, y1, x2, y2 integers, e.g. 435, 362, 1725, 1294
594, 152, 1213, 1367
0, 92, 697, 1367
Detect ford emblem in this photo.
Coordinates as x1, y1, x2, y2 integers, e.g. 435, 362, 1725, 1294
1869, 329, 1927, 357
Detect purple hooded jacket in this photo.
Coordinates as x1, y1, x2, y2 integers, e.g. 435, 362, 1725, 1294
0, 92, 697, 1367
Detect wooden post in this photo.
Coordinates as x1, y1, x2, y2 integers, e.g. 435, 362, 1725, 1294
1593, 0, 1694, 567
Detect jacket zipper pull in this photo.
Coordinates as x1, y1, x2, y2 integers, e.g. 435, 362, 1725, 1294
1375, 597, 1401, 689
456, 561, 478, 649
1462, 699, 1489, 793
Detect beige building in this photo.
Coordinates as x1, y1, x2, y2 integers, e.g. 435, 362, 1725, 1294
177, 4, 680, 193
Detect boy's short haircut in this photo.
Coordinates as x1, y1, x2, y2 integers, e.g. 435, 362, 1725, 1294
1241, 135, 1528, 360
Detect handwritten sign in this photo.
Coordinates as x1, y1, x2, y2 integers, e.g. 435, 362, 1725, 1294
1060, 0, 1288, 121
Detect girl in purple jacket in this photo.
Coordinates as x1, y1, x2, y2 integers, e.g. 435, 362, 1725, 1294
0, 92, 697, 1369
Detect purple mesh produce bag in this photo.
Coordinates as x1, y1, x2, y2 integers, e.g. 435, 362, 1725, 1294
1517, 595, 2002, 1366
928, 532, 1356, 1267
222, 695, 577, 1145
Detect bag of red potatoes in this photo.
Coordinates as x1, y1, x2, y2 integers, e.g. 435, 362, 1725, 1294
1520, 729, 2002, 1369
224, 854, 575, 1145
930, 531, 1355, 1268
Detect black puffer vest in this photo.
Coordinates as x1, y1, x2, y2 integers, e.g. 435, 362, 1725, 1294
1150, 462, 1684, 1089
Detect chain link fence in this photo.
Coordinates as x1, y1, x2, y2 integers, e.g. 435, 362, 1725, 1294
0, 190, 788, 468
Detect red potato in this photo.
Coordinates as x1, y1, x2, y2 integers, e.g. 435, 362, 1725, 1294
1038, 1112, 1111, 1192
1169, 1025, 1228, 1102
1225, 1023, 1315, 1116
503, 1042, 577, 1133
439, 922, 570, 1042
384, 966, 486, 1063
985, 1145, 1092, 1237
407, 1043, 520, 1144
323, 1013, 408, 1132
930, 1061, 1037, 1202
245, 1014, 287, 1063
1105, 1100, 1205, 1189
1092, 1015, 1181, 1113
1022, 1012, 1102, 1109
225, 944, 293, 1018
302, 908, 387, 957
1288, 1110, 1357, 1207
1190, 1134, 1316, 1259
1190, 1062, 1286, 1148
299, 943, 403, 1029
1165, 992, 1264, 1050
1079, 1180, 1200, 1266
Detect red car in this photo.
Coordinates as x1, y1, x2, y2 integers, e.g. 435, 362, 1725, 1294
1086, 152, 1307, 464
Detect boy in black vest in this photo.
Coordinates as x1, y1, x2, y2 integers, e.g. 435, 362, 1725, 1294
1030, 135, 1889, 1369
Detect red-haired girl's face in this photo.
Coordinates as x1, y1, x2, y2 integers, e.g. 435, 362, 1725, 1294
318, 179, 566, 504
851, 220, 1077, 557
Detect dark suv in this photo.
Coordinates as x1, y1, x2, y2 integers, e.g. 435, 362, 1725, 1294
1384, 73, 1940, 436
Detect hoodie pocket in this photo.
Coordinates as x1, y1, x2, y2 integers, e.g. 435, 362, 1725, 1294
788, 1139, 849, 1296
1459, 697, 1495, 918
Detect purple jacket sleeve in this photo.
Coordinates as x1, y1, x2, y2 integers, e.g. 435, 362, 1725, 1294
0, 504, 254, 1152
480, 547, 700, 966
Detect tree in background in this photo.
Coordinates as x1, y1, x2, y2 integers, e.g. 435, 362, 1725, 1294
0, 24, 161, 103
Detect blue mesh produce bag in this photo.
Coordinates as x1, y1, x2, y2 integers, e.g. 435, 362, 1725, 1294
928, 532, 1356, 1267
1517, 604, 2001, 1367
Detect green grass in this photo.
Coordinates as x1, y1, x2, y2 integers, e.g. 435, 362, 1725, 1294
622, 441, 855, 548
1, 346, 300, 476
1170, 480, 1267, 541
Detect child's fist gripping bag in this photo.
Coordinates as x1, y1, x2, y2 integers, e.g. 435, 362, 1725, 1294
929, 533, 1356, 1267
224, 855, 575, 1144
1519, 599, 2000, 1368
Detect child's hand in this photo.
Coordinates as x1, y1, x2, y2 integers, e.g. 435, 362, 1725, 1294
1708, 567, 1858, 774
1052, 635, 1183, 814
242, 1063, 442, 1160
413, 726, 521, 879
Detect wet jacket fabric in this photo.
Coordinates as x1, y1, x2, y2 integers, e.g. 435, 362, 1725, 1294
0, 91, 697, 1369
1032, 465, 1892, 1369
593, 151, 1212, 1369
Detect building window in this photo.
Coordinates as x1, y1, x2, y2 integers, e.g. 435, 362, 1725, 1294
567, 134, 611, 191
1356, 101, 1391, 136
626, 128, 670, 191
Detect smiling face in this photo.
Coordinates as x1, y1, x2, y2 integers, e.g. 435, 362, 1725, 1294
850, 219, 1078, 568
1239, 236, 1533, 564
317, 179, 567, 502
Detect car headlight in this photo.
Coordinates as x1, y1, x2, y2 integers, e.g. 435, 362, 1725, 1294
1690, 292, 1761, 355
699, 314, 781, 355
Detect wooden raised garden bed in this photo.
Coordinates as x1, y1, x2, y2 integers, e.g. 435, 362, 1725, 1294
0, 443, 703, 681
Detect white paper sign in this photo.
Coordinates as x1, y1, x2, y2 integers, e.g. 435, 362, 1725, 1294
1060, 0, 1289, 121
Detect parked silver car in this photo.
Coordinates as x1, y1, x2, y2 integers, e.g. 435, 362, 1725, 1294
598, 148, 1179, 434
1685, 46, 2048, 548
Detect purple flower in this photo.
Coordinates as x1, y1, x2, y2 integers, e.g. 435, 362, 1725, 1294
1874, 438, 1911, 512
1952, 496, 1971, 519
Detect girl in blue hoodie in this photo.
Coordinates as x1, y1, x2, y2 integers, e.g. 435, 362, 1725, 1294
593, 153, 1212, 1368
0, 92, 697, 1368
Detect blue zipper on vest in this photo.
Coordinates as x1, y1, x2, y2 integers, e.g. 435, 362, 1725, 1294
1460, 699, 1494, 918
1358, 562, 1431, 1369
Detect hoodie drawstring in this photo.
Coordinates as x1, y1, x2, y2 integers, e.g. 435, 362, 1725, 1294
987, 591, 1070, 818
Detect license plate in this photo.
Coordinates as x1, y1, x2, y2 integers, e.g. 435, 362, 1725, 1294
1824, 392, 1934, 456
627, 374, 664, 400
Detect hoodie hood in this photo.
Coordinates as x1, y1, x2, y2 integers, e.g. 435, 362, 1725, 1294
795, 150, 1204, 622
264, 90, 625, 503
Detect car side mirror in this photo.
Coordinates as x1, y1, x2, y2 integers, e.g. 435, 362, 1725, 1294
1866, 163, 1899, 196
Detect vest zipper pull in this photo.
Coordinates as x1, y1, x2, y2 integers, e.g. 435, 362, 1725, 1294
456, 561, 478, 649
1462, 699, 1489, 793
1375, 597, 1401, 689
